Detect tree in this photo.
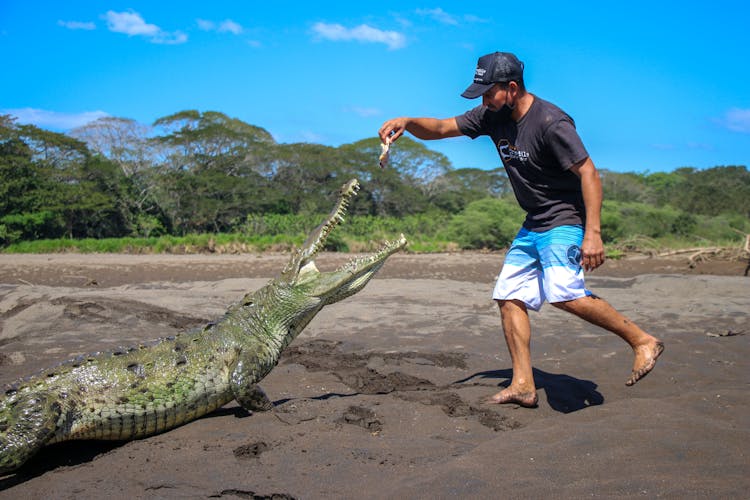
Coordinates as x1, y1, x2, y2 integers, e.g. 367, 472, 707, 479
666, 166, 750, 217
448, 198, 525, 249
600, 170, 652, 204
342, 137, 452, 195
143, 111, 281, 233
70, 116, 154, 177
152, 110, 276, 175
340, 137, 441, 216
0, 116, 38, 215
154, 167, 276, 234
0, 117, 132, 240
70, 116, 164, 227
429, 167, 512, 212
272, 142, 350, 214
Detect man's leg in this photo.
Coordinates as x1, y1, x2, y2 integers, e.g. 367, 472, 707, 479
551, 295, 664, 385
489, 299, 539, 407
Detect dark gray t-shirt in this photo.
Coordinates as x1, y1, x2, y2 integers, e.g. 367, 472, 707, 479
455, 96, 589, 231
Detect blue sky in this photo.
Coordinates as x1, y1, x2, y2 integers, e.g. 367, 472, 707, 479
1, 1, 749, 173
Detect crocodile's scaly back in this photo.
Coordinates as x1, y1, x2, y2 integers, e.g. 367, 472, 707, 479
0, 178, 406, 475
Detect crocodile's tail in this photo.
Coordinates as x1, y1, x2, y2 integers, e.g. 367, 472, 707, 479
0, 391, 62, 474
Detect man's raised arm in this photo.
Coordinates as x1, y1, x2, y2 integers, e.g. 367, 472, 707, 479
379, 117, 462, 143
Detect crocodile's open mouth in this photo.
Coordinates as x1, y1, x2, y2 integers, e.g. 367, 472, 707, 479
283, 179, 407, 300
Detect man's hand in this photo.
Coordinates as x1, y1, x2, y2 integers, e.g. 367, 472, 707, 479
379, 117, 461, 143
581, 231, 605, 272
379, 118, 409, 143
570, 157, 605, 272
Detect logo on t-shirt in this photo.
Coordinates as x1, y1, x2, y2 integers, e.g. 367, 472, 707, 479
497, 139, 530, 164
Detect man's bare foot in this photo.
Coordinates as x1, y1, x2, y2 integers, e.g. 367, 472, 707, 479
626, 340, 665, 386
486, 388, 539, 408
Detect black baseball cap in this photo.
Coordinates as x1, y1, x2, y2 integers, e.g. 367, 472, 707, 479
461, 52, 524, 99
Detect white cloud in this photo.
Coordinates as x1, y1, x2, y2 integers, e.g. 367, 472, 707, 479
218, 20, 243, 35
58, 20, 96, 30
415, 9, 488, 25
687, 142, 713, 151
197, 19, 216, 31
723, 108, 750, 133
105, 10, 159, 36
312, 22, 406, 50
197, 18, 243, 35
2, 108, 109, 130
150, 31, 188, 45
463, 14, 490, 23
104, 10, 187, 44
346, 106, 381, 117
416, 8, 458, 25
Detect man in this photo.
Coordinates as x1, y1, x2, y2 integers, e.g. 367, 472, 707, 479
379, 51, 664, 407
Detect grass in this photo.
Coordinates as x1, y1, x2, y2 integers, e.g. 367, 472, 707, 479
3, 232, 745, 256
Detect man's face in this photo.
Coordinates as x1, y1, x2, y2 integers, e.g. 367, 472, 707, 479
482, 83, 511, 112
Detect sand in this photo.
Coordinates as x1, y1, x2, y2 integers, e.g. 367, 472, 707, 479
0, 252, 748, 498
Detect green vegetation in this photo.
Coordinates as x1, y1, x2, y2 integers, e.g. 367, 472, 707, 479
1, 111, 749, 254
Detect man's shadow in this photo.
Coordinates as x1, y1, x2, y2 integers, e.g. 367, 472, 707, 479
455, 368, 604, 413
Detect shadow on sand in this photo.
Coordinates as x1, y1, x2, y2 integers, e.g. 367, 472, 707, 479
0, 406, 253, 490
456, 367, 604, 413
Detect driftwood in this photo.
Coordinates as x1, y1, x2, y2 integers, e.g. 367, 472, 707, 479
616, 233, 750, 275
656, 247, 722, 257
656, 233, 750, 270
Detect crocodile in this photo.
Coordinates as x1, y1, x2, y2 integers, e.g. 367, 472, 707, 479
0, 178, 406, 474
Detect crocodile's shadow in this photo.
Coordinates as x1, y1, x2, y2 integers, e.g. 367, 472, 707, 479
0, 406, 253, 489
0, 440, 124, 488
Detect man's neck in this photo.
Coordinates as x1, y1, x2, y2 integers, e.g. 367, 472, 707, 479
511, 93, 534, 122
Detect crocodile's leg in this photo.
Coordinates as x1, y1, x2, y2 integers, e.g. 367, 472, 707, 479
235, 385, 273, 412
229, 358, 274, 412
0, 391, 63, 474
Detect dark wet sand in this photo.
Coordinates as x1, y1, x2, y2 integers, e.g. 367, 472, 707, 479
0, 252, 748, 498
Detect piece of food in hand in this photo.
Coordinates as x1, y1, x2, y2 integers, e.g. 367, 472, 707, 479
379, 139, 391, 168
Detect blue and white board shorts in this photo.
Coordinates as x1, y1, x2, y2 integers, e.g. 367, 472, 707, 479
493, 225, 591, 311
